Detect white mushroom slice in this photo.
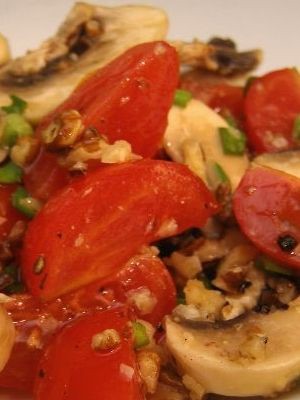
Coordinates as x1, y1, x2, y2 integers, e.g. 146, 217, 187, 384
253, 150, 300, 179
0, 305, 15, 372
164, 99, 249, 191
0, 3, 168, 123
0, 33, 10, 66
166, 297, 300, 397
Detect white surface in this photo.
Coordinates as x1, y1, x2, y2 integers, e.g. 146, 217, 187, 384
0, 1, 299, 399
0, 0, 299, 73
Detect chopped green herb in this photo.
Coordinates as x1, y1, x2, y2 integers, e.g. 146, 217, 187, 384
176, 290, 186, 305
11, 186, 41, 218
174, 89, 192, 108
244, 76, 257, 95
292, 115, 300, 142
0, 162, 22, 183
2, 95, 27, 114
213, 162, 230, 184
132, 321, 150, 349
2, 113, 33, 147
255, 255, 293, 276
219, 126, 246, 155
225, 114, 238, 128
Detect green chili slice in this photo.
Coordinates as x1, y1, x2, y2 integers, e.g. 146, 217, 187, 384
2, 95, 27, 114
174, 89, 193, 108
2, 113, 33, 147
219, 126, 246, 155
132, 321, 150, 349
255, 255, 292, 276
11, 186, 41, 218
0, 162, 22, 183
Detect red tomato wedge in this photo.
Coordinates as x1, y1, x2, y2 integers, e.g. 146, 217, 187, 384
1, 254, 174, 391
36, 41, 178, 158
244, 68, 300, 153
34, 306, 143, 400
22, 159, 217, 301
0, 184, 27, 239
233, 166, 300, 270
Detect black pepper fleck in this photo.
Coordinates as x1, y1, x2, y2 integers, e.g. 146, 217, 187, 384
277, 235, 298, 252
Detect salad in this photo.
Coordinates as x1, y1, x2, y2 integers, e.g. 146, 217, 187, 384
0, 2, 300, 400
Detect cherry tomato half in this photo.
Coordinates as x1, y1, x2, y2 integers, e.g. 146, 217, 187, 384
244, 68, 300, 153
233, 165, 300, 270
34, 306, 143, 400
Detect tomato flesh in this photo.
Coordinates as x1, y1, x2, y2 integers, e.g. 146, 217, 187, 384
244, 68, 300, 153
34, 306, 143, 400
233, 166, 300, 270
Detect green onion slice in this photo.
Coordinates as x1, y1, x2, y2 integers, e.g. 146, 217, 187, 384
0, 162, 22, 183
219, 126, 246, 155
11, 186, 41, 218
255, 255, 293, 276
292, 115, 300, 142
2, 95, 27, 114
213, 162, 230, 184
243, 76, 257, 96
176, 290, 186, 305
132, 321, 150, 349
174, 89, 192, 108
2, 113, 33, 147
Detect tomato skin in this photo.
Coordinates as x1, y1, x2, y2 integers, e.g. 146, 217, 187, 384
233, 166, 300, 270
22, 159, 218, 301
34, 306, 144, 400
244, 68, 300, 153
0, 184, 27, 240
36, 41, 178, 158
24, 149, 70, 202
0, 254, 173, 391
180, 76, 244, 123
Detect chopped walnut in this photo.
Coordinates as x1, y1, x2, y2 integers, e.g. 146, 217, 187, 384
137, 350, 161, 394
91, 328, 121, 351
184, 280, 226, 322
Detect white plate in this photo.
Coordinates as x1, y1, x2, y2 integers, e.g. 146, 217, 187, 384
0, 0, 299, 399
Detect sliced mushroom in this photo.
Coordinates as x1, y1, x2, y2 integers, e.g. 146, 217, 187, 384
171, 39, 262, 75
253, 150, 300, 179
0, 3, 168, 123
0, 305, 15, 372
0, 33, 10, 67
164, 99, 249, 191
165, 296, 300, 397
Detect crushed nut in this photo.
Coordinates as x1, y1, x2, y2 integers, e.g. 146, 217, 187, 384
41, 109, 85, 150
184, 280, 226, 321
91, 328, 121, 351
137, 350, 161, 394
10, 136, 40, 167
127, 287, 157, 316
